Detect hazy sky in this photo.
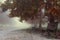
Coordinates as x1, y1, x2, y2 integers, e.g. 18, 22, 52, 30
0, 0, 6, 3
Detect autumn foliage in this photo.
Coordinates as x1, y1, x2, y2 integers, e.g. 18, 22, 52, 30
1, 0, 60, 22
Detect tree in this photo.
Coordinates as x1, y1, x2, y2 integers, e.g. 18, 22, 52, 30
45, 0, 60, 37
2, 0, 60, 35
9, 0, 60, 28
9, 0, 45, 29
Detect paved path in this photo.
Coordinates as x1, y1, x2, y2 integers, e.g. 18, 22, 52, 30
0, 28, 59, 40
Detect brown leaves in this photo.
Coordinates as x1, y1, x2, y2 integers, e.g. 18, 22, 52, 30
9, 0, 60, 22
9, 0, 42, 21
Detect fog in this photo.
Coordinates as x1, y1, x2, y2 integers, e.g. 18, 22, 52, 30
0, 9, 33, 31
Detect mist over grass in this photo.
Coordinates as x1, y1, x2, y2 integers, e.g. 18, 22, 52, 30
0, 9, 32, 30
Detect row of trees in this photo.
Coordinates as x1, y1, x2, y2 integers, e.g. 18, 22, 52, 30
1, 0, 60, 31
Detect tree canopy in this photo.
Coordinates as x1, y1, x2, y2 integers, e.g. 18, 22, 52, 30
1, 0, 60, 22
9, 0, 45, 22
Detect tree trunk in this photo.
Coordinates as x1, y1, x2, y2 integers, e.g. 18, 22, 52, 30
47, 22, 58, 38
47, 13, 58, 38
39, 11, 42, 31
39, 16, 42, 29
